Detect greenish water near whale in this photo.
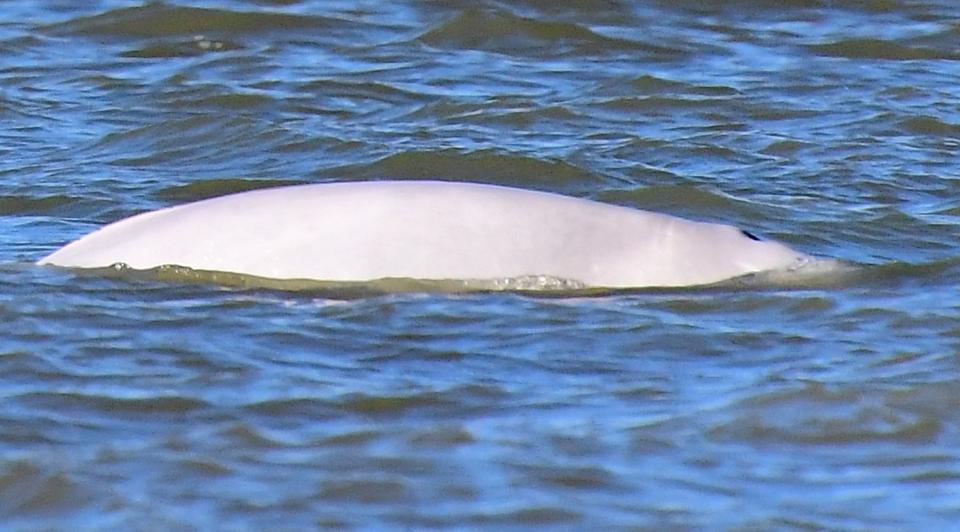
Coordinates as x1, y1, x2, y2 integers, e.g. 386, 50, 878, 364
3, 1, 960, 529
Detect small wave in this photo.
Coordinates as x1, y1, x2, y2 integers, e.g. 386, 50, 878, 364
154, 179, 304, 203
596, 185, 753, 218
731, 256, 960, 291
336, 391, 450, 416
729, 257, 862, 290
119, 36, 244, 58
0, 194, 78, 216
850, 257, 960, 287
64, 264, 592, 296
707, 383, 942, 445
418, 9, 684, 57
16, 390, 208, 416
898, 116, 960, 137
0, 460, 93, 517
592, 95, 729, 114
760, 139, 816, 156
808, 38, 960, 61
89, 115, 287, 167
44, 4, 347, 38
298, 79, 427, 107
628, 75, 740, 97
322, 149, 602, 190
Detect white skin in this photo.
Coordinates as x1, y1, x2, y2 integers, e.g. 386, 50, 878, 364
38, 181, 810, 288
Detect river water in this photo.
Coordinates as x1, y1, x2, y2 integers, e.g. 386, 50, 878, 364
3, 0, 960, 529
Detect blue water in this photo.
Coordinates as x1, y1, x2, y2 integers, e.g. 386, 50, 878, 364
3, 1, 960, 529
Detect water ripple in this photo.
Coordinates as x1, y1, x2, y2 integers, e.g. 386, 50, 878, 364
4, 0, 960, 529
45, 4, 350, 38
419, 8, 685, 57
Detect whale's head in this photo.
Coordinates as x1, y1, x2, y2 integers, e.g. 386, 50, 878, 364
722, 225, 810, 276
635, 219, 811, 287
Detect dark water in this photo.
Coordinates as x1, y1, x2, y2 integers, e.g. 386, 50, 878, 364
3, 0, 960, 529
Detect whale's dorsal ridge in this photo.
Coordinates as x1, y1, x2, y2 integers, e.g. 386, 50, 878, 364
38, 180, 811, 289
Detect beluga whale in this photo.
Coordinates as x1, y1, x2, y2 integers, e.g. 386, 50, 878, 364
38, 180, 812, 289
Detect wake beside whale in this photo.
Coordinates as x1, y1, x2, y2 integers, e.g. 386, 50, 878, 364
37, 180, 813, 289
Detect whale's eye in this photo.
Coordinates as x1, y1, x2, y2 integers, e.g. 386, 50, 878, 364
741, 229, 761, 241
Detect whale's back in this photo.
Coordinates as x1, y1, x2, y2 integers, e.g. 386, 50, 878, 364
38, 181, 810, 288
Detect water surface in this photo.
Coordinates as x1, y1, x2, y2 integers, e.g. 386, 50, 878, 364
3, 0, 960, 529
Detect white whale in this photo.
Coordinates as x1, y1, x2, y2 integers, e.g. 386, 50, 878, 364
38, 180, 811, 288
